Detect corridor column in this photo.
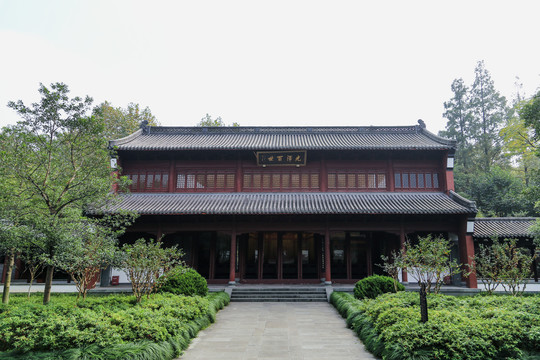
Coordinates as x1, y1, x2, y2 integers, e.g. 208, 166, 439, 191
324, 228, 331, 284
458, 217, 477, 288
400, 223, 408, 283
229, 230, 237, 285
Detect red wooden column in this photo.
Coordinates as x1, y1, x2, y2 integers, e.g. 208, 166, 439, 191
324, 228, 331, 284
229, 230, 237, 284
168, 159, 175, 193
400, 222, 408, 282
458, 217, 477, 288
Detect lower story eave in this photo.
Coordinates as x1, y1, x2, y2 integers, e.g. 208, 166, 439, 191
99, 191, 477, 216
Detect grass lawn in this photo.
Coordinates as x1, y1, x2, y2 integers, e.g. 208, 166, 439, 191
331, 291, 540, 360
0, 291, 229, 360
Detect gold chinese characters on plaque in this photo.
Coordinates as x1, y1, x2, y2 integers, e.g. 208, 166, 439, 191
256, 151, 307, 166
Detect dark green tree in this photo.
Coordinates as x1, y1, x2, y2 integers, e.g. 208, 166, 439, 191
467, 167, 533, 217
197, 113, 239, 127
94, 101, 159, 139
2, 83, 115, 305
469, 60, 511, 172
440, 78, 474, 170
520, 90, 540, 140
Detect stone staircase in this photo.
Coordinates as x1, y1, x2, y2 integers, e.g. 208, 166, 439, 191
230, 286, 328, 302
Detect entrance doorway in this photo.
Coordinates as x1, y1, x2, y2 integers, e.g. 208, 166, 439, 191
239, 232, 321, 282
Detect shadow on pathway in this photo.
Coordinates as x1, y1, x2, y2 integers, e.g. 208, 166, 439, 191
178, 302, 377, 360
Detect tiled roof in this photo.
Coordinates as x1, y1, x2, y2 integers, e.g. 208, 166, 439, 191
109, 125, 456, 151
473, 217, 537, 238
100, 192, 476, 216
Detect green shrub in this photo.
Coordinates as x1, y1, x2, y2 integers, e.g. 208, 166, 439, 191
0, 291, 230, 359
331, 291, 540, 360
354, 275, 404, 300
159, 268, 208, 297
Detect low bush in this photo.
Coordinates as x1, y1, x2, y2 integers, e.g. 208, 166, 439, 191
159, 267, 208, 297
354, 275, 405, 300
331, 291, 540, 360
0, 291, 229, 359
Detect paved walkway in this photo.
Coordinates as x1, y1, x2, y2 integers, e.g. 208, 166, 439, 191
178, 302, 377, 360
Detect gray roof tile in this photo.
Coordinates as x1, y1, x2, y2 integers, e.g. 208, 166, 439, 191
100, 192, 476, 215
473, 217, 537, 238
110, 125, 456, 151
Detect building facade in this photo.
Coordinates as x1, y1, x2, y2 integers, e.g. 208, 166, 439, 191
104, 121, 479, 287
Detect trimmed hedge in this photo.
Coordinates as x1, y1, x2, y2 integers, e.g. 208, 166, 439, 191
331, 291, 540, 360
0, 292, 230, 360
159, 267, 208, 297
354, 275, 405, 299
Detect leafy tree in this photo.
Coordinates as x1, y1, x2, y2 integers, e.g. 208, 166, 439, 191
500, 114, 539, 187
467, 167, 533, 217
93, 101, 159, 139
440, 78, 474, 169
119, 239, 184, 303
473, 237, 534, 296
379, 250, 404, 292
2, 82, 115, 305
520, 90, 540, 140
468, 60, 511, 172
18, 242, 45, 299
197, 113, 239, 127
400, 234, 460, 294
0, 220, 32, 304
53, 213, 135, 301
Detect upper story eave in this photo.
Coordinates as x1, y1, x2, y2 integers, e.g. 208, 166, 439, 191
109, 122, 456, 152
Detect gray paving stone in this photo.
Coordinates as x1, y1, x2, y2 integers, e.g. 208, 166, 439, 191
178, 302, 378, 360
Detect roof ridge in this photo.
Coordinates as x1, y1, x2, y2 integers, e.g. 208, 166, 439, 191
145, 125, 422, 135
475, 217, 538, 221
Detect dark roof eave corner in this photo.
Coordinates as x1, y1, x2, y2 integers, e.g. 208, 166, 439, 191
416, 119, 457, 149
448, 190, 478, 214
108, 128, 144, 149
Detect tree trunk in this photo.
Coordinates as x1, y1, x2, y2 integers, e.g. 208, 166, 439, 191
419, 282, 428, 323
43, 265, 54, 305
2, 253, 15, 305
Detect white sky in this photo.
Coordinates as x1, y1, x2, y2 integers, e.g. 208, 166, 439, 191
1, 0, 539, 134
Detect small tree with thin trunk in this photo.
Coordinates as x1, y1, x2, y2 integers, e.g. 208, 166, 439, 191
401, 234, 460, 294
119, 239, 184, 303
472, 237, 534, 296
53, 213, 136, 302
0, 220, 33, 304
379, 250, 404, 292
19, 244, 45, 299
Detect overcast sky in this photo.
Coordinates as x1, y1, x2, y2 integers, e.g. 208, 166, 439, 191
1, 0, 539, 134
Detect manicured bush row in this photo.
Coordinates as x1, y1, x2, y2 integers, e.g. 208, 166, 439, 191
330, 291, 540, 360
0, 292, 230, 360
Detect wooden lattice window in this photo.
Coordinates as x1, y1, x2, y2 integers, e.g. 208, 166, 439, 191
126, 170, 169, 192
243, 170, 319, 191
327, 170, 387, 190
176, 170, 235, 192
394, 170, 440, 190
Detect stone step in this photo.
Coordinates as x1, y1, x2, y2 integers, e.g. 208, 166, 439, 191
231, 297, 328, 302
230, 287, 328, 302
231, 294, 326, 299
231, 290, 326, 294
231, 288, 326, 293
